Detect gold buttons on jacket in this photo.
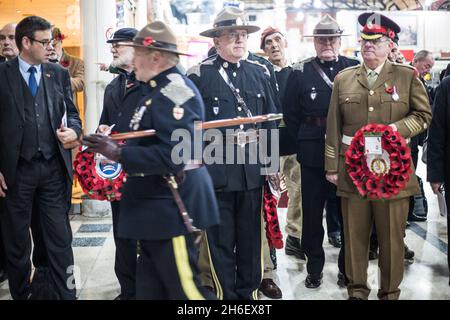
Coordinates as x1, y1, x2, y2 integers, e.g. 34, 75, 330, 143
369, 107, 374, 112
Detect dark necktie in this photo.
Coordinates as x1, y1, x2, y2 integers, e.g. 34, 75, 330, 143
28, 66, 38, 97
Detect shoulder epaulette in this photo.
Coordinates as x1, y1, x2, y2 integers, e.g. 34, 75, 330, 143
338, 65, 359, 74
186, 56, 216, 77
392, 63, 415, 71
245, 59, 270, 77
392, 63, 419, 77
186, 64, 201, 77
292, 57, 315, 72
345, 56, 360, 63
161, 73, 195, 106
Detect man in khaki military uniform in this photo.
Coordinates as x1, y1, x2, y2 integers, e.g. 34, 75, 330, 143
50, 27, 85, 113
325, 12, 432, 300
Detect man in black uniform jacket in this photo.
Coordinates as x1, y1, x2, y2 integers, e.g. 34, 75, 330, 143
96, 27, 150, 300
84, 21, 220, 300
283, 15, 359, 289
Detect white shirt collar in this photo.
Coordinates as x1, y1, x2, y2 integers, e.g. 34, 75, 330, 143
364, 61, 386, 75
18, 55, 41, 73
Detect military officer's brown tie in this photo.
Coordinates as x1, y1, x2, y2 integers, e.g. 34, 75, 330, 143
367, 70, 378, 88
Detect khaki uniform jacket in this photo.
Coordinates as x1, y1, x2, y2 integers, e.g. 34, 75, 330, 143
60, 50, 84, 94
325, 60, 432, 199
60, 51, 84, 114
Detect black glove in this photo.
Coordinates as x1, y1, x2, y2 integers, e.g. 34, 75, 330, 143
82, 134, 121, 162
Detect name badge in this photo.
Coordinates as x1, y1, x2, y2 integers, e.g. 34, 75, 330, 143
364, 133, 382, 155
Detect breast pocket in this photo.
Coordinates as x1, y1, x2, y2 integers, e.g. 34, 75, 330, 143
380, 93, 409, 122
245, 90, 266, 115
339, 93, 363, 125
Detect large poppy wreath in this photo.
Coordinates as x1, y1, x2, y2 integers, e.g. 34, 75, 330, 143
74, 145, 126, 202
345, 124, 412, 199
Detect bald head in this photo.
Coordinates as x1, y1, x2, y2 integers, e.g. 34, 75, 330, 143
0, 23, 19, 60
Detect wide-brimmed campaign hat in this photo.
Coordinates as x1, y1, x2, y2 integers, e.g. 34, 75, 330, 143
200, 7, 260, 38
121, 21, 189, 56
358, 12, 401, 41
303, 14, 349, 37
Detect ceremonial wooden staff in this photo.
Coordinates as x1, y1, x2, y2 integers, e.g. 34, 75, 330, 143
76, 113, 282, 236
109, 113, 283, 141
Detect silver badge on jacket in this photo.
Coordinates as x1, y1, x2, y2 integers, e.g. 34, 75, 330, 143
310, 87, 317, 100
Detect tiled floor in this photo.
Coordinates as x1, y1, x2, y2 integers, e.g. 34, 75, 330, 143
0, 156, 448, 300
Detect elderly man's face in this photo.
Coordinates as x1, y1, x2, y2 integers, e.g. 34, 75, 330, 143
413, 55, 435, 77
314, 36, 341, 61
214, 29, 248, 62
132, 47, 156, 82
0, 24, 19, 59
360, 36, 393, 67
110, 41, 135, 69
263, 32, 287, 65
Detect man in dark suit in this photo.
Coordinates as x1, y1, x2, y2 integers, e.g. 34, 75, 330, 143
426, 76, 450, 285
0, 21, 49, 286
0, 16, 81, 300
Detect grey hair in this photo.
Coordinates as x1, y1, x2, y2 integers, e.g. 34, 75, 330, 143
161, 51, 180, 66
413, 50, 433, 62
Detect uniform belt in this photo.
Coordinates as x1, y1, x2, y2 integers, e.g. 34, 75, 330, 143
226, 131, 259, 145
209, 131, 259, 146
342, 134, 410, 146
129, 161, 203, 177
304, 116, 327, 127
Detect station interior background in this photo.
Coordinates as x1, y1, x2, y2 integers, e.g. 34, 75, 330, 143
0, 0, 450, 300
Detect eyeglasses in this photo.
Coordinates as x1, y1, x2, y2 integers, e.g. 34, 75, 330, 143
111, 42, 122, 49
360, 38, 391, 46
29, 37, 53, 48
221, 31, 249, 41
315, 37, 339, 45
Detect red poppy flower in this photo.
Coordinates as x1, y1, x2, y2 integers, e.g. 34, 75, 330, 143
143, 36, 154, 47
388, 30, 395, 40
385, 86, 394, 94
60, 60, 70, 68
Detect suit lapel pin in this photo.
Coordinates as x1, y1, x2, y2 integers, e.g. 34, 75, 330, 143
45, 73, 51, 78
213, 107, 219, 115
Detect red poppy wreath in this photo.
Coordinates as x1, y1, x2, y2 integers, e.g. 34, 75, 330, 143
345, 124, 412, 199
263, 182, 283, 249
74, 142, 126, 202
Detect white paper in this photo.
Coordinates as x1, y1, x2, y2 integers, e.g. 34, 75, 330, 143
365, 136, 382, 155
437, 190, 447, 217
